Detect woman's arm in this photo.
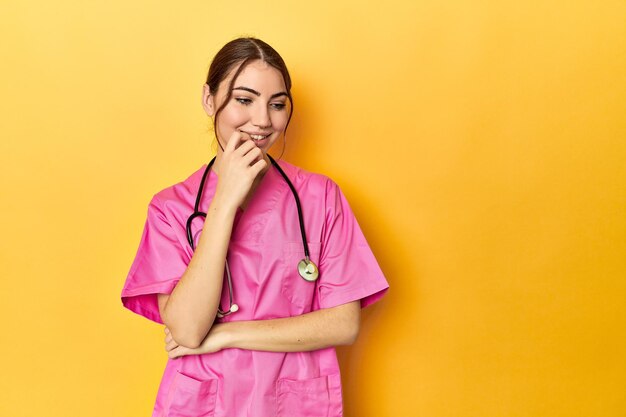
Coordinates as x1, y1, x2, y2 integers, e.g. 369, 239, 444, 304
159, 133, 268, 349
157, 198, 234, 348
165, 301, 361, 358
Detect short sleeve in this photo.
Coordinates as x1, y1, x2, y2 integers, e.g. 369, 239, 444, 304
120, 196, 189, 324
317, 179, 389, 309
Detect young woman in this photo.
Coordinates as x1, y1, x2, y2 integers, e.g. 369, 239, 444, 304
121, 37, 389, 417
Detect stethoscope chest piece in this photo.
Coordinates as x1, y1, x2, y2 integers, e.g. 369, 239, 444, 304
216, 303, 239, 318
298, 258, 319, 282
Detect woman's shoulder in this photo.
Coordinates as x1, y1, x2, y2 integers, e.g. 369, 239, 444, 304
149, 164, 208, 208
275, 159, 336, 192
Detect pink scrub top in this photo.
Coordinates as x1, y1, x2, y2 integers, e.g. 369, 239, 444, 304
121, 160, 389, 417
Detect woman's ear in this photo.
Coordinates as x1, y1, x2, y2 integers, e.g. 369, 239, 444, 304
202, 83, 215, 116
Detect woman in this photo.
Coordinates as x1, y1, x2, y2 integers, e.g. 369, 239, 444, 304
121, 37, 389, 417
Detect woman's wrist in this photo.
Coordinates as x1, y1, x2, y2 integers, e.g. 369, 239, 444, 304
209, 322, 239, 351
209, 192, 239, 216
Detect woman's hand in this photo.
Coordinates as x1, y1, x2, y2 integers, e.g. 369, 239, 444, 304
164, 324, 230, 359
214, 130, 268, 211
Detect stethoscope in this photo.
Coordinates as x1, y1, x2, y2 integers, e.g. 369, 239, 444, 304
185, 154, 319, 318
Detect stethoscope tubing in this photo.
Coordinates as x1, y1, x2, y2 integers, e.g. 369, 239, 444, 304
185, 157, 215, 251
184, 154, 317, 317
266, 154, 311, 261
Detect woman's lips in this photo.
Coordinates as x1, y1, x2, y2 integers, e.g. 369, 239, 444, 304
240, 131, 272, 146
249, 134, 270, 140
242, 131, 271, 140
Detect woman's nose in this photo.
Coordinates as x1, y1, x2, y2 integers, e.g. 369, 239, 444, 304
251, 104, 271, 128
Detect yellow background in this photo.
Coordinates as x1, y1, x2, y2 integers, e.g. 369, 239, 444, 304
1, 1, 625, 416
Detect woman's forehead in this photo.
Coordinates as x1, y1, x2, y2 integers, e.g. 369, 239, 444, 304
222, 60, 286, 94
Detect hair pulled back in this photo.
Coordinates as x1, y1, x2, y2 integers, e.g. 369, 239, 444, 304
206, 37, 293, 150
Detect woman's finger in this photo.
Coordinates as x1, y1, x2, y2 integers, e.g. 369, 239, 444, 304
168, 346, 190, 359
165, 337, 178, 352
165, 338, 179, 352
225, 130, 245, 154
250, 158, 268, 176
168, 347, 180, 359
241, 145, 264, 167
232, 137, 256, 158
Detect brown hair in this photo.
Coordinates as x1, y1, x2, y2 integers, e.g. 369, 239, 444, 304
206, 37, 293, 151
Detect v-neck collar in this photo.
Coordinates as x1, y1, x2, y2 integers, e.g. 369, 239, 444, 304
190, 163, 288, 243
231, 165, 287, 243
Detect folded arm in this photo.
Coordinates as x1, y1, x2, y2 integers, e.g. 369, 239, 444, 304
165, 301, 361, 358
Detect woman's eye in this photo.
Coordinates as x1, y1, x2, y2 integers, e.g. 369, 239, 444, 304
271, 103, 286, 110
235, 97, 252, 105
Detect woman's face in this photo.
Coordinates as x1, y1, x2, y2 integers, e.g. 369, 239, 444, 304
203, 59, 290, 154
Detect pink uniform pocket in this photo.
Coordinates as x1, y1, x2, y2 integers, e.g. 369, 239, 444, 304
276, 374, 343, 417
164, 370, 218, 417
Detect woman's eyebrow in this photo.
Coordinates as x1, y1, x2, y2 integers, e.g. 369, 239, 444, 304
232, 86, 288, 99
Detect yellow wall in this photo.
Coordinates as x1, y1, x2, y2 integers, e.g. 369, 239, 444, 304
1, 1, 624, 416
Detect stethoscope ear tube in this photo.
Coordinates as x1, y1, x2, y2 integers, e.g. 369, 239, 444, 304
266, 154, 311, 260
186, 157, 216, 250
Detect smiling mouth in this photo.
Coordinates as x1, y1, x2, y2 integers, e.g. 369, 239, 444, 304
246, 133, 271, 141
